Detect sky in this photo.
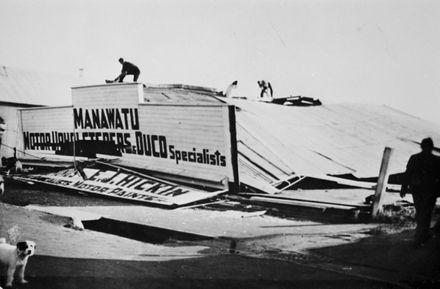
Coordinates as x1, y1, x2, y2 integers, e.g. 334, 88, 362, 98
0, 0, 439, 124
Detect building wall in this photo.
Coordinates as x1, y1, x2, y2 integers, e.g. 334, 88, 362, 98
20, 83, 237, 188
0, 104, 27, 159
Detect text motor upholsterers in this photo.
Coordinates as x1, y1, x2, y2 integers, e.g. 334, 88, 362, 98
23, 107, 227, 167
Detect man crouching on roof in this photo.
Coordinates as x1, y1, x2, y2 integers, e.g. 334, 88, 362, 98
114, 58, 140, 83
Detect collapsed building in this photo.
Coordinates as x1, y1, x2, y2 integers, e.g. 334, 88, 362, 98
1, 66, 439, 214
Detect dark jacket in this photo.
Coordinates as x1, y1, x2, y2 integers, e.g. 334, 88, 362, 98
402, 152, 440, 194
122, 61, 140, 75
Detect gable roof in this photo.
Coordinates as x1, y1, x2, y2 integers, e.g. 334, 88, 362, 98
0, 65, 96, 106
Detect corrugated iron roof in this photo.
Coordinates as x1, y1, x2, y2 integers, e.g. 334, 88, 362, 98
143, 84, 223, 104
226, 98, 439, 179
0, 65, 95, 106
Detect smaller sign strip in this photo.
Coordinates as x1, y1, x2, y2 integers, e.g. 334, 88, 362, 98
17, 168, 224, 207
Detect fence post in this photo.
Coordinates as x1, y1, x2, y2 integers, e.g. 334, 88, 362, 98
372, 147, 393, 218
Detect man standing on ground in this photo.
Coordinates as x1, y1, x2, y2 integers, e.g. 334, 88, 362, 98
400, 137, 440, 247
114, 58, 140, 82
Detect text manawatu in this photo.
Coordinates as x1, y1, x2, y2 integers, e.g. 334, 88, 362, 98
23, 107, 227, 167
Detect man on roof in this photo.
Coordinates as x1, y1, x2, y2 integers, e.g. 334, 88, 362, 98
257, 80, 273, 102
114, 58, 140, 83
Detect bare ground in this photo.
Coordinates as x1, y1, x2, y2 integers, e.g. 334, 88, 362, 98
1, 184, 440, 289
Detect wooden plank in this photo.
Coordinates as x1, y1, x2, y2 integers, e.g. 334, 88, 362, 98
249, 196, 361, 211
372, 147, 393, 218
242, 193, 369, 209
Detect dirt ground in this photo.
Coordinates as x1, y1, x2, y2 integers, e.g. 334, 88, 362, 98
0, 203, 400, 289
1, 185, 440, 289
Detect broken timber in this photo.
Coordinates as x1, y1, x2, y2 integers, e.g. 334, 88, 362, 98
371, 147, 393, 218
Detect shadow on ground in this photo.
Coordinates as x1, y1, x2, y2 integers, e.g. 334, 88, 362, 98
310, 229, 440, 288
9, 254, 404, 289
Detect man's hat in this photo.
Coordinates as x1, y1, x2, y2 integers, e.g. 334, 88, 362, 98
421, 137, 434, 150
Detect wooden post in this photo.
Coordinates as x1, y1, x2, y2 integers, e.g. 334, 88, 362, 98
372, 147, 393, 218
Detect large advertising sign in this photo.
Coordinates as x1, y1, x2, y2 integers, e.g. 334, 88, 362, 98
70, 106, 227, 167
20, 83, 238, 189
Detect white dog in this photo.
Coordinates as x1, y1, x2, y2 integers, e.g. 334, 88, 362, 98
0, 238, 36, 288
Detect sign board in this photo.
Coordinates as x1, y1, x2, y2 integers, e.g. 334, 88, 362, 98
20, 83, 238, 190
19, 168, 224, 207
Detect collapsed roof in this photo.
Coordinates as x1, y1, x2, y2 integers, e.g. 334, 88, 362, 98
222, 98, 439, 192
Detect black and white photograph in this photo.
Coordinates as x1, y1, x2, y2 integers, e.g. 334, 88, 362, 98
0, 0, 439, 288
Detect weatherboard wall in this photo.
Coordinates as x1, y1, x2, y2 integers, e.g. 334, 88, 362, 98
72, 83, 142, 107
0, 105, 28, 158
20, 106, 74, 155
21, 106, 74, 132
